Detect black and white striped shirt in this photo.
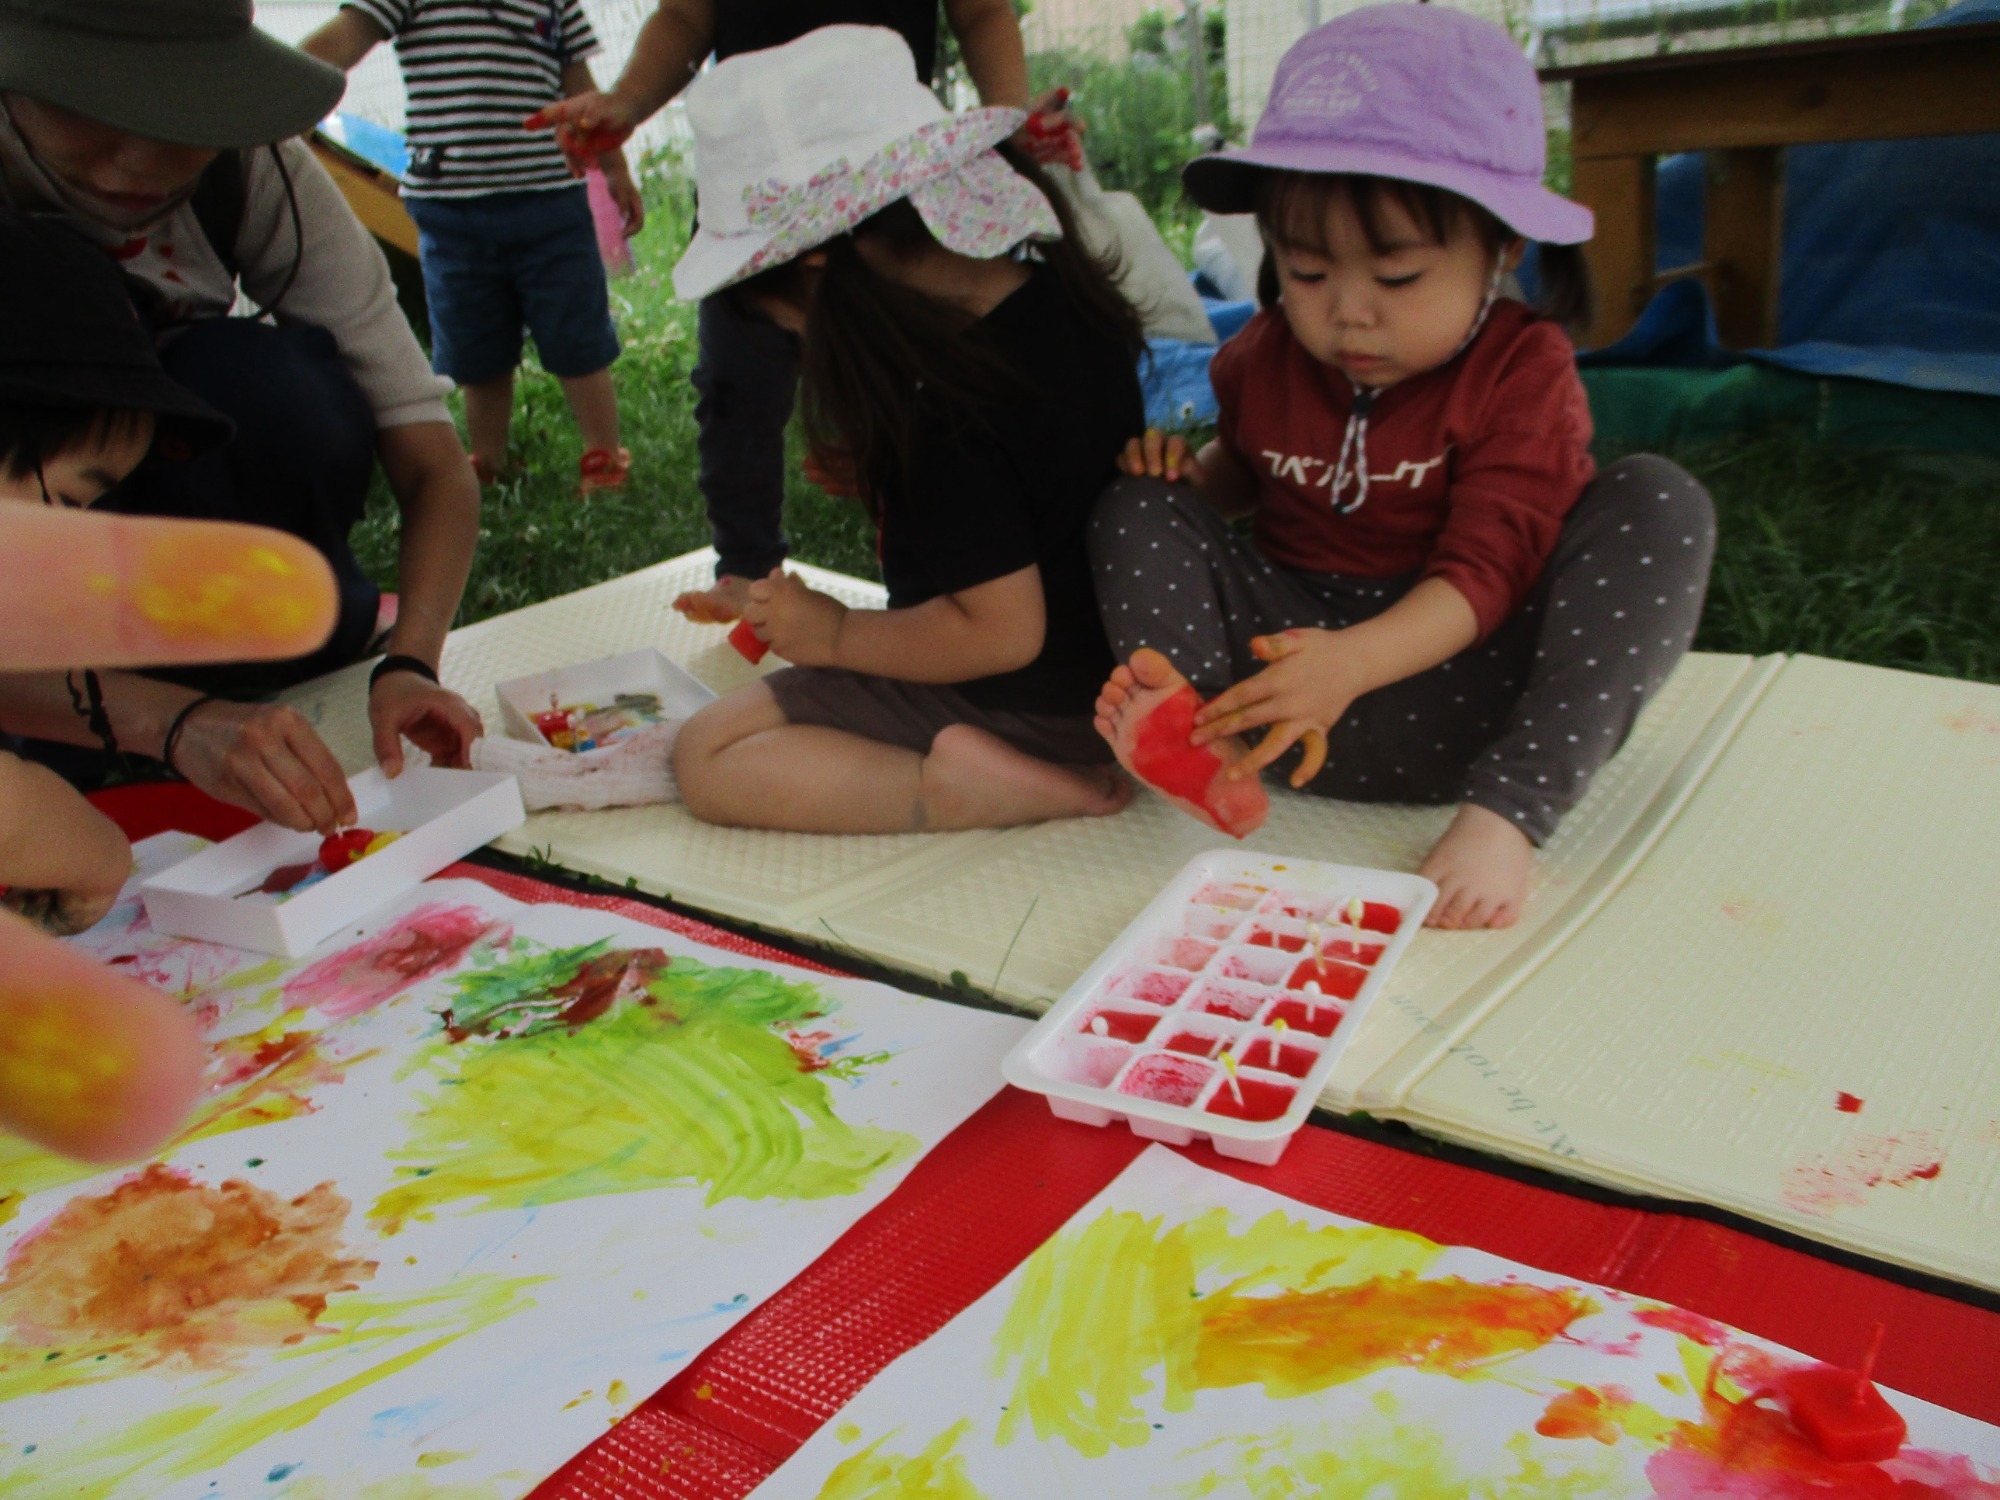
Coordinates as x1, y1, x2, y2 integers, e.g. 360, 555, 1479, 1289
345, 0, 599, 198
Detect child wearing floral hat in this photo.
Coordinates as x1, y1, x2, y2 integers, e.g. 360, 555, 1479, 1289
1091, 4, 1717, 929
669, 26, 1145, 834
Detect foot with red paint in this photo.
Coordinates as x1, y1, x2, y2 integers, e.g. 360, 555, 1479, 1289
922, 724, 1132, 828
1094, 648, 1268, 838
673, 574, 753, 626
1418, 802, 1534, 929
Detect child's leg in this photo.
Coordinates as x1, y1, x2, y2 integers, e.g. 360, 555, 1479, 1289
674, 675, 1129, 834
461, 372, 515, 475
1428, 455, 1717, 924
558, 367, 620, 455
679, 295, 800, 622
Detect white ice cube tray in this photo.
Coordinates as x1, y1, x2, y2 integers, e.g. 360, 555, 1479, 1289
496, 648, 715, 749
1002, 851, 1436, 1165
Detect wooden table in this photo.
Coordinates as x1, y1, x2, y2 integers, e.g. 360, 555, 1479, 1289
1544, 22, 2000, 351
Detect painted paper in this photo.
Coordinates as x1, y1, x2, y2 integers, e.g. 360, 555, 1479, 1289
751, 1148, 2000, 1500
0, 835, 1025, 1498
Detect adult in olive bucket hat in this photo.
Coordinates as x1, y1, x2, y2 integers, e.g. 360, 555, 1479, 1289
0, 0, 485, 837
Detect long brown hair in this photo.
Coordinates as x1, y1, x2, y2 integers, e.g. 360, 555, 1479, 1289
1251, 171, 1593, 334
730, 148, 1144, 517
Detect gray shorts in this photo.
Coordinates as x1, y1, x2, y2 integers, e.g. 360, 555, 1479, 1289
765, 667, 1114, 766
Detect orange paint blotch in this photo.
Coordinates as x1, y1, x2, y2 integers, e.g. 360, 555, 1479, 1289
1538, 1386, 1625, 1444
1193, 1273, 1596, 1398
0, 1164, 374, 1370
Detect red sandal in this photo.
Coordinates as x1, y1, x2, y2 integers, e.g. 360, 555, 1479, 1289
578, 445, 632, 495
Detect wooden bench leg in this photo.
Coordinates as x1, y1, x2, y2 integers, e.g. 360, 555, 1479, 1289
1705, 145, 1784, 349
1573, 154, 1655, 351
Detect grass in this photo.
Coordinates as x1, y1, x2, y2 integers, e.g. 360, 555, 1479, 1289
353, 170, 2000, 686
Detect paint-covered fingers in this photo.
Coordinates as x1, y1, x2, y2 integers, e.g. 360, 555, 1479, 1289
182, 701, 358, 835
370, 675, 483, 777
1234, 719, 1319, 781
0, 909, 206, 1162
524, 92, 635, 175
1117, 430, 1201, 483
0, 508, 337, 673
1249, 629, 1309, 664
1288, 726, 1329, 788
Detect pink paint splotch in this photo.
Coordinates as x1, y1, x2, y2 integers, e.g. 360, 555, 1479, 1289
1782, 1129, 1947, 1216
283, 903, 510, 1020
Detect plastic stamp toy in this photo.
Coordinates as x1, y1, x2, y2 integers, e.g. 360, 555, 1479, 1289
1004, 852, 1436, 1164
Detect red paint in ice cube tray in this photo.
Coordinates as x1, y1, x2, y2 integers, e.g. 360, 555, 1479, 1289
1115, 969, 1193, 1006
1355, 900, 1401, 934
1287, 957, 1367, 1000
1081, 1009, 1158, 1045
1194, 981, 1270, 1021
1206, 1074, 1295, 1122
1062, 1039, 1130, 1088
1164, 1029, 1227, 1058
1192, 883, 1261, 910
1246, 927, 1307, 953
1117, 1052, 1214, 1108
1267, 997, 1344, 1037
1246, 1040, 1321, 1078
1165, 937, 1219, 971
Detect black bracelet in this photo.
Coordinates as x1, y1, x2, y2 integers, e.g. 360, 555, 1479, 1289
65, 669, 117, 755
162, 694, 219, 779
370, 654, 441, 690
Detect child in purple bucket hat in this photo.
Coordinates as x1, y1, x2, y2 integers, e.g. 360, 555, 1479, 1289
1091, 3, 1716, 930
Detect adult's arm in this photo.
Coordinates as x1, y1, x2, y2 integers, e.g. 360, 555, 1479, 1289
0, 671, 359, 834
299, 7, 388, 69
369, 422, 483, 774
560, 59, 644, 236
945, 0, 1031, 109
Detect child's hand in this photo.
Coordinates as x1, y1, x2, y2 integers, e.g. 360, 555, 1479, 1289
744, 569, 847, 668
1118, 430, 1205, 485
1014, 87, 1087, 172
1192, 630, 1362, 788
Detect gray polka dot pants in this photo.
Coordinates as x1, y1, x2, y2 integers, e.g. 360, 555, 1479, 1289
1086, 455, 1718, 845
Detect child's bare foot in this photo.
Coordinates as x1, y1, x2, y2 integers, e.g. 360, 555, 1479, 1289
1419, 802, 1535, 929
674, 574, 752, 624
923, 724, 1132, 828
1093, 648, 1268, 839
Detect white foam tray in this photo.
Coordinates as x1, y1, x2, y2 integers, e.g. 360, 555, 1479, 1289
495, 647, 715, 748
139, 766, 525, 957
1003, 850, 1435, 1165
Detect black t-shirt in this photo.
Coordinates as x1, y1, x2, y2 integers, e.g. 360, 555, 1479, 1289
878, 264, 1142, 715
714, 1, 939, 80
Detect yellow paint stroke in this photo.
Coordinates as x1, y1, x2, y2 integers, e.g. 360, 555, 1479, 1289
813, 1421, 988, 1500
991, 1205, 1594, 1458
1179, 1412, 1631, 1500
285, 1476, 518, 1500
4, 1275, 542, 1500
370, 948, 914, 1232
416, 1450, 476, 1469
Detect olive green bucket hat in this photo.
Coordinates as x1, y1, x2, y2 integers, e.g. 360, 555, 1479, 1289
0, 0, 343, 149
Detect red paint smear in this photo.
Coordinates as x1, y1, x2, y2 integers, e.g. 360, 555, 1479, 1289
785, 1030, 834, 1073
728, 619, 770, 664
282, 903, 510, 1020
1129, 686, 1264, 838
1784, 1131, 1950, 1216
1837, 1092, 1866, 1114
1907, 1162, 1943, 1181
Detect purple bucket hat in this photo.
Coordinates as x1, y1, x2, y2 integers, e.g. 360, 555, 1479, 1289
1182, 3, 1591, 245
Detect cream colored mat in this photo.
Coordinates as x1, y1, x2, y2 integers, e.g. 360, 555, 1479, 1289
275, 554, 1998, 1287
1384, 655, 2000, 1290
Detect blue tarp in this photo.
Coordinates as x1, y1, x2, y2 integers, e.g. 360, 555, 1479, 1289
1585, 0, 2000, 397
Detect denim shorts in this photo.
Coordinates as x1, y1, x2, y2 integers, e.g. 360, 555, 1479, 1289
405, 185, 620, 383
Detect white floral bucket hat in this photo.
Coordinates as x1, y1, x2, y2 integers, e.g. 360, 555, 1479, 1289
671, 25, 1061, 302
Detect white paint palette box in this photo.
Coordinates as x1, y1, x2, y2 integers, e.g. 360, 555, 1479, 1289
139, 766, 525, 957
1003, 852, 1436, 1165
496, 648, 715, 750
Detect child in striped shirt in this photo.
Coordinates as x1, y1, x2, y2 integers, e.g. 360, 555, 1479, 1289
305, 0, 643, 494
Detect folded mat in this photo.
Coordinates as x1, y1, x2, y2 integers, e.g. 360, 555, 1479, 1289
278, 553, 1998, 1288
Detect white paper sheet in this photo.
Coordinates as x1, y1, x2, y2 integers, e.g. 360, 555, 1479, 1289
752, 1148, 2000, 1500
0, 837, 1024, 1499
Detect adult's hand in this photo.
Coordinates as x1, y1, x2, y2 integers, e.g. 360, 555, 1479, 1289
170, 698, 359, 835
602, 153, 647, 238
525, 90, 637, 176
370, 670, 481, 777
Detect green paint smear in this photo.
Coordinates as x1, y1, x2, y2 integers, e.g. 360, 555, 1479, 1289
814, 1421, 988, 1500
991, 1205, 1592, 1459
1179, 1409, 1632, 1500
371, 947, 915, 1231
2, 1273, 541, 1500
